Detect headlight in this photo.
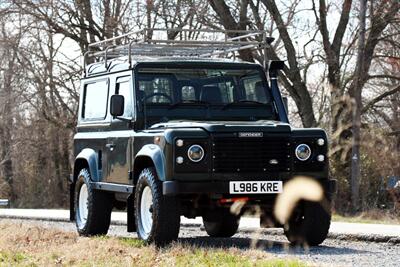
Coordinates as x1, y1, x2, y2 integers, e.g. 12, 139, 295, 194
295, 144, 311, 161
187, 144, 204, 162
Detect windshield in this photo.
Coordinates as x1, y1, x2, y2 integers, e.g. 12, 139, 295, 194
135, 66, 277, 126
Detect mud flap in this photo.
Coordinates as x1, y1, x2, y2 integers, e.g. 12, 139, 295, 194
127, 194, 136, 232
69, 183, 75, 221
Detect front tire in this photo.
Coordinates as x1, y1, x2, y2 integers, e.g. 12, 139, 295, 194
203, 209, 240, 237
74, 168, 112, 236
284, 201, 331, 246
135, 168, 180, 245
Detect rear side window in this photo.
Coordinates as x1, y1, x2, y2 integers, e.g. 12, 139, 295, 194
82, 80, 109, 119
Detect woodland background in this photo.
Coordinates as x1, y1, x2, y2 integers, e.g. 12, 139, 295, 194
0, 0, 399, 214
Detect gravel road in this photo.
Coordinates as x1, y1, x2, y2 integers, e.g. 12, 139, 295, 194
1, 218, 399, 267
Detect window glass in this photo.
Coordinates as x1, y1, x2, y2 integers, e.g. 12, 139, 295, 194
116, 80, 133, 117
83, 80, 108, 119
243, 77, 269, 103
219, 81, 235, 102
181, 85, 196, 101
137, 68, 272, 105
138, 77, 173, 103
200, 81, 234, 103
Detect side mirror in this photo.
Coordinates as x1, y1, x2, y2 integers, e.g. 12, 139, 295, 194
110, 95, 124, 117
282, 96, 288, 113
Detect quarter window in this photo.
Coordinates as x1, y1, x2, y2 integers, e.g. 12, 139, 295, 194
83, 80, 108, 119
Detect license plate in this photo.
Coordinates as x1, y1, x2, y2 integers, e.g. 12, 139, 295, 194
229, 181, 283, 194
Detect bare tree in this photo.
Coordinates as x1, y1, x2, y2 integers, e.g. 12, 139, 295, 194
9, 0, 136, 52
0, 18, 22, 202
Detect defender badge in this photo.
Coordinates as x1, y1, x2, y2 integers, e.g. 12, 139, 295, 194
238, 132, 263, 137
269, 159, 279, 165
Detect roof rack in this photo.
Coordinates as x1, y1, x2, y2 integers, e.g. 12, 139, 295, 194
83, 28, 274, 76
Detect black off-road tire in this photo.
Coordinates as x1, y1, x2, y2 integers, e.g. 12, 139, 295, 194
135, 167, 181, 245
74, 168, 113, 236
203, 209, 240, 237
284, 201, 331, 246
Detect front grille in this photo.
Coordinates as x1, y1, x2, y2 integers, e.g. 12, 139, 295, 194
212, 135, 291, 173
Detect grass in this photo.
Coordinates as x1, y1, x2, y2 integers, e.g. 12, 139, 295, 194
0, 221, 306, 267
0, 251, 32, 265
332, 209, 400, 225
173, 249, 305, 267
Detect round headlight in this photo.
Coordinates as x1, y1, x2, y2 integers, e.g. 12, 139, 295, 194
295, 144, 311, 161
187, 145, 204, 162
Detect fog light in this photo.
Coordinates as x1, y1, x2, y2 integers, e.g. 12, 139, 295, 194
295, 144, 311, 161
187, 145, 204, 162
317, 138, 325, 146
176, 156, 184, 164
317, 155, 325, 162
176, 139, 184, 147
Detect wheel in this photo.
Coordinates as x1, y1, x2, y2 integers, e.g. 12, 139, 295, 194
202, 209, 240, 237
284, 201, 331, 246
135, 167, 180, 245
74, 168, 112, 236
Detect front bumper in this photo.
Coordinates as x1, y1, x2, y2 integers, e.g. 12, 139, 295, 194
163, 178, 337, 196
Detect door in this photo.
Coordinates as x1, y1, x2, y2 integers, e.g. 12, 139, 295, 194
105, 74, 135, 184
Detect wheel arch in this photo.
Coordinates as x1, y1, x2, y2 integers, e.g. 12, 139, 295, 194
73, 148, 101, 183
70, 148, 100, 221
134, 145, 166, 183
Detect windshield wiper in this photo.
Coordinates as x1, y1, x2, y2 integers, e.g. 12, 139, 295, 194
221, 100, 265, 110
168, 100, 210, 109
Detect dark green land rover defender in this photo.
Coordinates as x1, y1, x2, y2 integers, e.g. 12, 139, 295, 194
69, 29, 336, 246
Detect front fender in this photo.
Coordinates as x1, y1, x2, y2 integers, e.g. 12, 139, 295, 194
74, 148, 100, 182
135, 144, 166, 181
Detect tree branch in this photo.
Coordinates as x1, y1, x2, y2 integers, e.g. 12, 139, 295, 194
362, 84, 400, 114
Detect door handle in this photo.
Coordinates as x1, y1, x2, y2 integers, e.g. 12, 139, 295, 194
106, 143, 115, 151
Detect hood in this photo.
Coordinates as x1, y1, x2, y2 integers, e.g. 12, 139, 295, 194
149, 120, 292, 133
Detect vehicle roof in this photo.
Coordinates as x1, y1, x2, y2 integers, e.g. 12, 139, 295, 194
85, 56, 262, 77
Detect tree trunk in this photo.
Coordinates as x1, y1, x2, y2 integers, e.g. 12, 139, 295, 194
0, 39, 16, 203
350, 0, 367, 212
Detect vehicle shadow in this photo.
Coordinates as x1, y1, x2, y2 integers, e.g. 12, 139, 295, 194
177, 235, 369, 255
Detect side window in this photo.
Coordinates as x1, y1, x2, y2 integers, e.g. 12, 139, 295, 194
83, 80, 108, 119
116, 78, 133, 117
